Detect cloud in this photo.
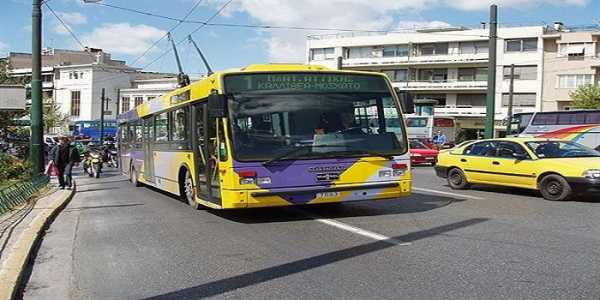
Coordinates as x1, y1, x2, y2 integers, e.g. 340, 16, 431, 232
52, 11, 87, 35
446, 0, 589, 10
206, 0, 590, 63
80, 23, 166, 56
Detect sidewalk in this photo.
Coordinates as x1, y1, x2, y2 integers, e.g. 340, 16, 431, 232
0, 181, 74, 300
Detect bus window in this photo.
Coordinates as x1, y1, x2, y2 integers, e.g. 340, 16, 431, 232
586, 112, 600, 124
407, 118, 428, 127
155, 113, 169, 142
557, 112, 586, 125
532, 113, 558, 125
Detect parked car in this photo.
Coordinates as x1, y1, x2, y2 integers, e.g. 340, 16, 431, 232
409, 139, 438, 166
434, 137, 600, 201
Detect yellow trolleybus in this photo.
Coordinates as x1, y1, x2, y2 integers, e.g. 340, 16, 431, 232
117, 64, 413, 209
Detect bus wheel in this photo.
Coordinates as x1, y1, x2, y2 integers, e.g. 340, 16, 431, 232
539, 174, 572, 201
182, 169, 200, 210
130, 165, 140, 187
447, 168, 469, 190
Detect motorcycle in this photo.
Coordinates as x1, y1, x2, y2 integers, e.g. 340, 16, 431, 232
83, 147, 103, 178
103, 141, 119, 168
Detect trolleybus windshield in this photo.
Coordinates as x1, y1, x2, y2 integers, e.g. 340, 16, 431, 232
224, 73, 407, 162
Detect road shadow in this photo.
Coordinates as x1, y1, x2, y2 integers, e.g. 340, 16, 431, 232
143, 218, 488, 300
444, 183, 600, 203
76, 179, 129, 187
210, 193, 465, 224
76, 186, 124, 194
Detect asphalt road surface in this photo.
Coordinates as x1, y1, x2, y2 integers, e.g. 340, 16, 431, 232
21, 166, 600, 299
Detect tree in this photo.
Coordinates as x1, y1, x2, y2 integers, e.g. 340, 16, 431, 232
41, 101, 68, 133
571, 84, 600, 109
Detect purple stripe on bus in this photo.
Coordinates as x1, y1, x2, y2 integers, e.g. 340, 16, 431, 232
233, 158, 360, 189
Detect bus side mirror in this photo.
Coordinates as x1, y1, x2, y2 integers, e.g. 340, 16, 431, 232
208, 93, 227, 118
396, 88, 415, 114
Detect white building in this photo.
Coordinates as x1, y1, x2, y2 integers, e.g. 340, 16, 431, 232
307, 25, 546, 136
53, 63, 136, 123
118, 78, 179, 113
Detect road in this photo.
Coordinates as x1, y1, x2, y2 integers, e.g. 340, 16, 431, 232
21, 166, 600, 299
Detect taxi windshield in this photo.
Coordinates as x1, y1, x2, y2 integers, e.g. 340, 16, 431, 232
526, 141, 600, 159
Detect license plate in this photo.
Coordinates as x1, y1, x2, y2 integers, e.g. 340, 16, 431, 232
317, 192, 340, 198
426, 157, 434, 160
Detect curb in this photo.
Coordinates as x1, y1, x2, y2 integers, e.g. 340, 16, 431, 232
0, 184, 76, 300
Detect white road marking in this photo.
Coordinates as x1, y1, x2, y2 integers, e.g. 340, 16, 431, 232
413, 187, 484, 200
313, 217, 411, 246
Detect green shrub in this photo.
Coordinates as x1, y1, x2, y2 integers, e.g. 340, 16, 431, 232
0, 153, 31, 183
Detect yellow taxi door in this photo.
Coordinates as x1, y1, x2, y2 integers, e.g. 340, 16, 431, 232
489, 141, 538, 188
460, 141, 500, 184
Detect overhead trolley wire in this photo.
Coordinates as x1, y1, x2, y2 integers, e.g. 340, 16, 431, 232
141, 0, 234, 70
44, 2, 86, 49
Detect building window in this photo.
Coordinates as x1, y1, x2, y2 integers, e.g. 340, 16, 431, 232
505, 38, 538, 52
415, 94, 447, 107
134, 96, 144, 107
418, 69, 448, 82
310, 48, 335, 60
459, 41, 488, 54
383, 69, 408, 82
457, 94, 486, 107
502, 93, 536, 107
503, 65, 537, 80
382, 45, 409, 57
70, 91, 81, 116
147, 96, 156, 101
458, 68, 488, 81
558, 43, 595, 58
558, 74, 594, 89
121, 96, 130, 112
419, 43, 448, 56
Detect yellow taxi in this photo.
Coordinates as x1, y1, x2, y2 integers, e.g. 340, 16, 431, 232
434, 138, 600, 201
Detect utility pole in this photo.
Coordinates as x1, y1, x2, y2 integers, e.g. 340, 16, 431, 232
485, 4, 498, 139
30, 0, 44, 175
100, 88, 105, 144
505, 64, 515, 136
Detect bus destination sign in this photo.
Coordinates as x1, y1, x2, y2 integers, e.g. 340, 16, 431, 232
224, 73, 389, 93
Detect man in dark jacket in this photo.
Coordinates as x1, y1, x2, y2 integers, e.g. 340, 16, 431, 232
49, 137, 81, 189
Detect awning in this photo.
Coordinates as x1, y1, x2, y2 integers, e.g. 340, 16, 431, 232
566, 44, 585, 54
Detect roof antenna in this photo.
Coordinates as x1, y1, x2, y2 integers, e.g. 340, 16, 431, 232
188, 35, 214, 76
168, 32, 190, 87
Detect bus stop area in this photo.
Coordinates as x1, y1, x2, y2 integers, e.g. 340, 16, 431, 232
16, 166, 600, 299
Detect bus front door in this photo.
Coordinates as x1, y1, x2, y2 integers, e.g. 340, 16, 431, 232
193, 104, 221, 205
143, 117, 155, 184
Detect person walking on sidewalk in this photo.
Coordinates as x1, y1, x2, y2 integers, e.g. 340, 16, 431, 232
49, 137, 80, 189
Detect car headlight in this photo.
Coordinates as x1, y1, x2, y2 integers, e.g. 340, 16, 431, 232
583, 169, 600, 179
411, 153, 422, 157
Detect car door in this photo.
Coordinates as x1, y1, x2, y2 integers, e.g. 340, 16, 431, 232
460, 141, 499, 183
490, 141, 538, 188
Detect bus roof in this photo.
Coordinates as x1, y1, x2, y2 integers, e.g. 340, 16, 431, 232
117, 64, 388, 124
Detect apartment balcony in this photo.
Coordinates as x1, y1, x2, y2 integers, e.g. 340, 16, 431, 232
393, 80, 487, 91
342, 52, 488, 67
434, 106, 487, 117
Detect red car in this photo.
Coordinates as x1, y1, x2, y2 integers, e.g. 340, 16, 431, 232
409, 139, 439, 165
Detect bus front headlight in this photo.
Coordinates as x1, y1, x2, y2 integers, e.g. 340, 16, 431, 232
583, 170, 600, 179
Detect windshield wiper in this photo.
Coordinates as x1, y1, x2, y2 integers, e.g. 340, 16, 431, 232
262, 145, 394, 166
324, 149, 395, 160
262, 144, 345, 166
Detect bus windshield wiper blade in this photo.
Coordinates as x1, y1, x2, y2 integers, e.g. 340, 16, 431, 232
326, 149, 395, 160
262, 144, 346, 166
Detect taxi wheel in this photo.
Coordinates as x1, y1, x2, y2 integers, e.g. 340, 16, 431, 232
447, 168, 469, 190
539, 174, 572, 201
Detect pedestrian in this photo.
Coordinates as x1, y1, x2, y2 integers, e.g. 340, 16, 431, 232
432, 130, 448, 150
49, 136, 81, 189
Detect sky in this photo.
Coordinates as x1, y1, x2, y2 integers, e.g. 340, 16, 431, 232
1, 0, 599, 75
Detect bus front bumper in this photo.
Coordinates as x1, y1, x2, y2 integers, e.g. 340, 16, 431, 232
223, 180, 412, 209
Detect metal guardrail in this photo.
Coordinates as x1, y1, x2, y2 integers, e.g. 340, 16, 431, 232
0, 175, 49, 214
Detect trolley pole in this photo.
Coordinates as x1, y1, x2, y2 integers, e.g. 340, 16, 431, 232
99, 88, 105, 144
506, 64, 515, 135
485, 4, 498, 139
30, 0, 44, 175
